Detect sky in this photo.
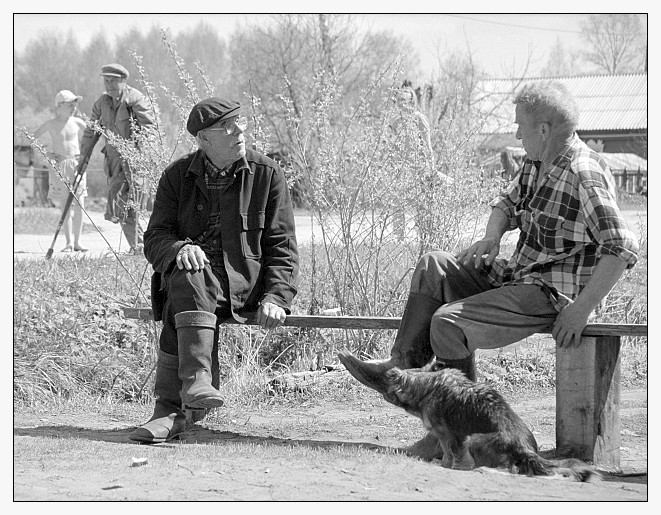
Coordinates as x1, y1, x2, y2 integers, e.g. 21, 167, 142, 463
12, 13, 602, 79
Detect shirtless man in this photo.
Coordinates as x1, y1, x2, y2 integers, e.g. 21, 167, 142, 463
34, 90, 88, 252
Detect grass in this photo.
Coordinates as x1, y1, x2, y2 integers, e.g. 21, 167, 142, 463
13, 198, 107, 235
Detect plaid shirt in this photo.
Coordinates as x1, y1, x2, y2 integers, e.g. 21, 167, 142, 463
487, 134, 639, 311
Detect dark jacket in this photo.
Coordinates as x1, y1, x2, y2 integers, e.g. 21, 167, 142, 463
79, 85, 154, 159
145, 148, 299, 322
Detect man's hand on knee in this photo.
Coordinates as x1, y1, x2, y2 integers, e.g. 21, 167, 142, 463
176, 244, 210, 271
256, 302, 286, 330
456, 237, 500, 269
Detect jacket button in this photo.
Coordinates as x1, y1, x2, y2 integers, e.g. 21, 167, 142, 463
197, 204, 203, 211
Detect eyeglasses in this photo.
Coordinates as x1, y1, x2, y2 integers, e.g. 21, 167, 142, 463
205, 116, 249, 135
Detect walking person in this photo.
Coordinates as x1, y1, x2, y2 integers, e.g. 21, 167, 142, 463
78, 63, 155, 253
34, 90, 88, 252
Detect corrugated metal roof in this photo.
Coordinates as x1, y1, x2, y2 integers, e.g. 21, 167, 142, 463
475, 74, 647, 134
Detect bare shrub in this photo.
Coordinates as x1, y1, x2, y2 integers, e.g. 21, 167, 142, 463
284, 65, 501, 357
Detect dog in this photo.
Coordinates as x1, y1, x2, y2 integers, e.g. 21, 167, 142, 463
382, 364, 600, 482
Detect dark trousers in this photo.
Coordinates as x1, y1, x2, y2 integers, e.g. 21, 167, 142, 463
159, 266, 231, 355
392, 251, 558, 363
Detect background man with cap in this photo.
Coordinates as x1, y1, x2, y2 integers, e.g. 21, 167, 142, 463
129, 97, 299, 444
78, 63, 154, 253
34, 90, 88, 252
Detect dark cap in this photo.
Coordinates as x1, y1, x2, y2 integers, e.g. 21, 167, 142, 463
187, 97, 241, 137
100, 63, 129, 79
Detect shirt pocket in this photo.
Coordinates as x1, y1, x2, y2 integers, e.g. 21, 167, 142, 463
240, 211, 265, 258
532, 211, 566, 253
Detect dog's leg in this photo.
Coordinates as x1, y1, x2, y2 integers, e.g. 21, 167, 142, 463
433, 431, 454, 469
452, 442, 475, 471
402, 431, 444, 461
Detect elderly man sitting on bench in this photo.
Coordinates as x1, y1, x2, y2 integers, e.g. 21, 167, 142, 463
129, 97, 299, 444
339, 80, 639, 458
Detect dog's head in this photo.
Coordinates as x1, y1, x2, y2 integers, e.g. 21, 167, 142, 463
383, 368, 422, 412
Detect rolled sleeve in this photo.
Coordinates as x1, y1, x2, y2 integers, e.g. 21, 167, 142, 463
489, 178, 521, 231
579, 176, 639, 269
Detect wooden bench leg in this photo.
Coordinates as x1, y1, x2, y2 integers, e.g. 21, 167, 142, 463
555, 335, 622, 471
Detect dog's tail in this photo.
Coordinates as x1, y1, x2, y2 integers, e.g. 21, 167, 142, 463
516, 450, 601, 482
539, 456, 602, 482
468, 434, 601, 482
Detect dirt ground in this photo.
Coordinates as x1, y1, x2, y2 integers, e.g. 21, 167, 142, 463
13, 383, 647, 502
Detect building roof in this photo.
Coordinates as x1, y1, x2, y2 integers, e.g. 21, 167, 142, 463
599, 152, 647, 173
475, 73, 647, 135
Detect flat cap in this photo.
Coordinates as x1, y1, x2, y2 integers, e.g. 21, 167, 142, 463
100, 63, 129, 79
187, 97, 241, 137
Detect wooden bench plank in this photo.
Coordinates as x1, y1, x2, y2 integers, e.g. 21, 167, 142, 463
121, 307, 648, 337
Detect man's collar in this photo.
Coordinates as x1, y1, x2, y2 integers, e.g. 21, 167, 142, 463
204, 155, 233, 178
189, 151, 251, 177
550, 133, 579, 170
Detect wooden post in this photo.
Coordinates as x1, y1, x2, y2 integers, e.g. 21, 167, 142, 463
555, 335, 622, 470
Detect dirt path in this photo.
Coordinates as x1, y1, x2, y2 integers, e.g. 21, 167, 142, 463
13, 386, 647, 501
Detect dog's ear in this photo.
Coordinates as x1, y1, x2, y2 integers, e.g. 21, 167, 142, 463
385, 368, 400, 378
384, 368, 411, 406
424, 361, 445, 372
385, 367, 406, 385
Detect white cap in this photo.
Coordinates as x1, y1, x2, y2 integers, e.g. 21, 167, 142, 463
55, 90, 83, 105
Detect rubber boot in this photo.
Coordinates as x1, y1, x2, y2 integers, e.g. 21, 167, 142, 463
338, 350, 395, 396
391, 292, 443, 368
436, 354, 477, 382
175, 310, 224, 410
191, 336, 221, 423
338, 292, 442, 394
129, 350, 186, 444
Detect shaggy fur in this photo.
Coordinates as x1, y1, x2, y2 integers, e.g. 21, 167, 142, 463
385, 365, 600, 482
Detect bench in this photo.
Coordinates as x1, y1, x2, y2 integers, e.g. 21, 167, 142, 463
123, 306, 647, 470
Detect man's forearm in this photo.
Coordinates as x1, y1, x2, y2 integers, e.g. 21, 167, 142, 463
484, 207, 510, 241
572, 255, 628, 314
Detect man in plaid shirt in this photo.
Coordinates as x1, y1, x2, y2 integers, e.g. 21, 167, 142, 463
339, 81, 639, 454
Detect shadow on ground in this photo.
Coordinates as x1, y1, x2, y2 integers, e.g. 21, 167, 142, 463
13, 423, 647, 486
